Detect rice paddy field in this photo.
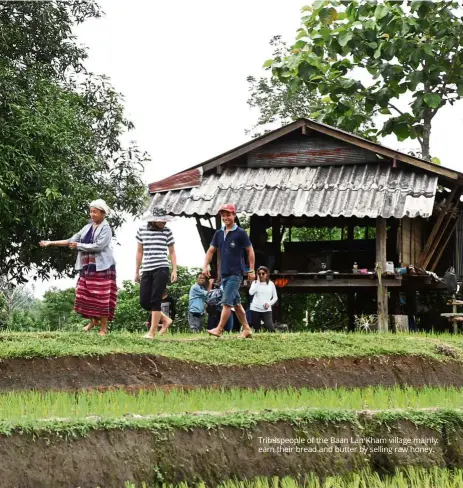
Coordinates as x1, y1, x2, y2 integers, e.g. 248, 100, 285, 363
124, 467, 463, 488
2, 385, 463, 421
1, 331, 463, 487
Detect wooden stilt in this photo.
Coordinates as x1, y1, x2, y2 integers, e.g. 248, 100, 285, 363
376, 217, 389, 332
347, 292, 355, 332
215, 215, 222, 282
272, 217, 282, 270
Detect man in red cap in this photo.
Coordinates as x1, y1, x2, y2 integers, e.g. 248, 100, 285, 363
203, 203, 255, 338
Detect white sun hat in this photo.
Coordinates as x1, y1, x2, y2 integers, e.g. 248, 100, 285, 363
141, 206, 176, 222
90, 199, 111, 215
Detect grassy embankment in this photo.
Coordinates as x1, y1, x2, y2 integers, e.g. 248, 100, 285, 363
0, 330, 461, 363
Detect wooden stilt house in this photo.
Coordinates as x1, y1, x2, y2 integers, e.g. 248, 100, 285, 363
147, 119, 463, 331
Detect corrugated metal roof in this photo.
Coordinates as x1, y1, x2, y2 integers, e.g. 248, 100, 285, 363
148, 164, 438, 219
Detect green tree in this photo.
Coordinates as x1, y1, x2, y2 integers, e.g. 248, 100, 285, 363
0, 277, 38, 328
40, 287, 79, 329
268, 0, 463, 160
111, 281, 147, 333
0, 1, 148, 283
247, 36, 377, 138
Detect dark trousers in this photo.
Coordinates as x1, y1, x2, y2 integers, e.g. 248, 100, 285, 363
140, 268, 169, 312
251, 310, 275, 332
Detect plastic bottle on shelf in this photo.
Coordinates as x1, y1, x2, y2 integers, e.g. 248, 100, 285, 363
353, 262, 358, 274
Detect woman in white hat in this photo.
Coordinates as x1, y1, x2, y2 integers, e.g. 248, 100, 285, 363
136, 206, 177, 339
39, 199, 117, 335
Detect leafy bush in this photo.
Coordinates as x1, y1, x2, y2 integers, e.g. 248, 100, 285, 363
110, 281, 146, 332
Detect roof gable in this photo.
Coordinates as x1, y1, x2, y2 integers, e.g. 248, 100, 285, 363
188, 118, 461, 180
247, 132, 378, 168
149, 118, 462, 193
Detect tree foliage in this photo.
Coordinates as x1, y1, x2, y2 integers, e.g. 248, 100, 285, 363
247, 36, 377, 138
267, 0, 463, 160
0, 1, 149, 283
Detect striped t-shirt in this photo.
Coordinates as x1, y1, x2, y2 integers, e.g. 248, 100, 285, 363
136, 225, 175, 272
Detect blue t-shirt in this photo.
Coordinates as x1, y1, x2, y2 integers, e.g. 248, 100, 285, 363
210, 225, 252, 276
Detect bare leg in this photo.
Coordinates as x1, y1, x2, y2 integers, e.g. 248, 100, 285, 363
159, 312, 173, 336
99, 317, 108, 336
145, 311, 162, 339
83, 318, 96, 332
207, 305, 232, 337
234, 304, 253, 338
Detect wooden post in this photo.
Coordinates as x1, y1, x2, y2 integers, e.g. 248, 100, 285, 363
249, 215, 259, 244
348, 224, 354, 242
453, 294, 458, 334
347, 292, 355, 332
376, 217, 389, 332
215, 215, 222, 282
272, 216, 282, 270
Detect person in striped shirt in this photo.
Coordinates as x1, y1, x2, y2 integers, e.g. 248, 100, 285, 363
135, 207, 178, 339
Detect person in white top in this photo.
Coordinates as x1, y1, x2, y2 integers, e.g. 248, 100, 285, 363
249, 266, 278, 332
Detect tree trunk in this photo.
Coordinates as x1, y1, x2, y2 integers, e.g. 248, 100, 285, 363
421, 116, 432, 161
420, 100, 434, 160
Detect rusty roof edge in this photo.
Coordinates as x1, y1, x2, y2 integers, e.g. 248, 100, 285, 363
152, 118, 462, 187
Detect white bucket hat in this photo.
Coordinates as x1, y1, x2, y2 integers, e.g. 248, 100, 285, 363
141, 206, 176, 222
90, 199, 111, 215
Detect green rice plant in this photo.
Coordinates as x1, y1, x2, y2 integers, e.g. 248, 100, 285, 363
121, 467, 463, 487
0, 330, 461, 364
0, 385, 463, 422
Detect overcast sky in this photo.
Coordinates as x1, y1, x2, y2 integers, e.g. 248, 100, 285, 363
32, 0, 463, 296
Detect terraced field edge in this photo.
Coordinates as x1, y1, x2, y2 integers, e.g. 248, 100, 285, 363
2, 354, 463, 391
1, 409, 463, 487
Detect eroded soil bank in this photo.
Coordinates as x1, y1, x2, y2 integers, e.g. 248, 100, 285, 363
1, 354, 463, 391
0, 418, 460, 487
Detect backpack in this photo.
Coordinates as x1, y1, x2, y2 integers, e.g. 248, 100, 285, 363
443, 267, 458, 294
206, 288, 223, 314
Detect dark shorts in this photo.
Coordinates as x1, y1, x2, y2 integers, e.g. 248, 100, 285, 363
221, 275, 242, 307
139, 267, 169, 312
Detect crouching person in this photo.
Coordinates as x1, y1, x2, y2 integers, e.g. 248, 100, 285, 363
188, 273, 213, 333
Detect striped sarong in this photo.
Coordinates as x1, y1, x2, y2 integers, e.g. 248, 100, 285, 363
74, 254, 117, 320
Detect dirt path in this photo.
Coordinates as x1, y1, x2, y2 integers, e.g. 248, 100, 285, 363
2, 353, 463, 391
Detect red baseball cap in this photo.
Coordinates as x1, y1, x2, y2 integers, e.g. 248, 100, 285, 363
218, 203, 237, 214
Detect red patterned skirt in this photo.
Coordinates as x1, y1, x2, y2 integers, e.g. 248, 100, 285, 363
74, 257, 117, 320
